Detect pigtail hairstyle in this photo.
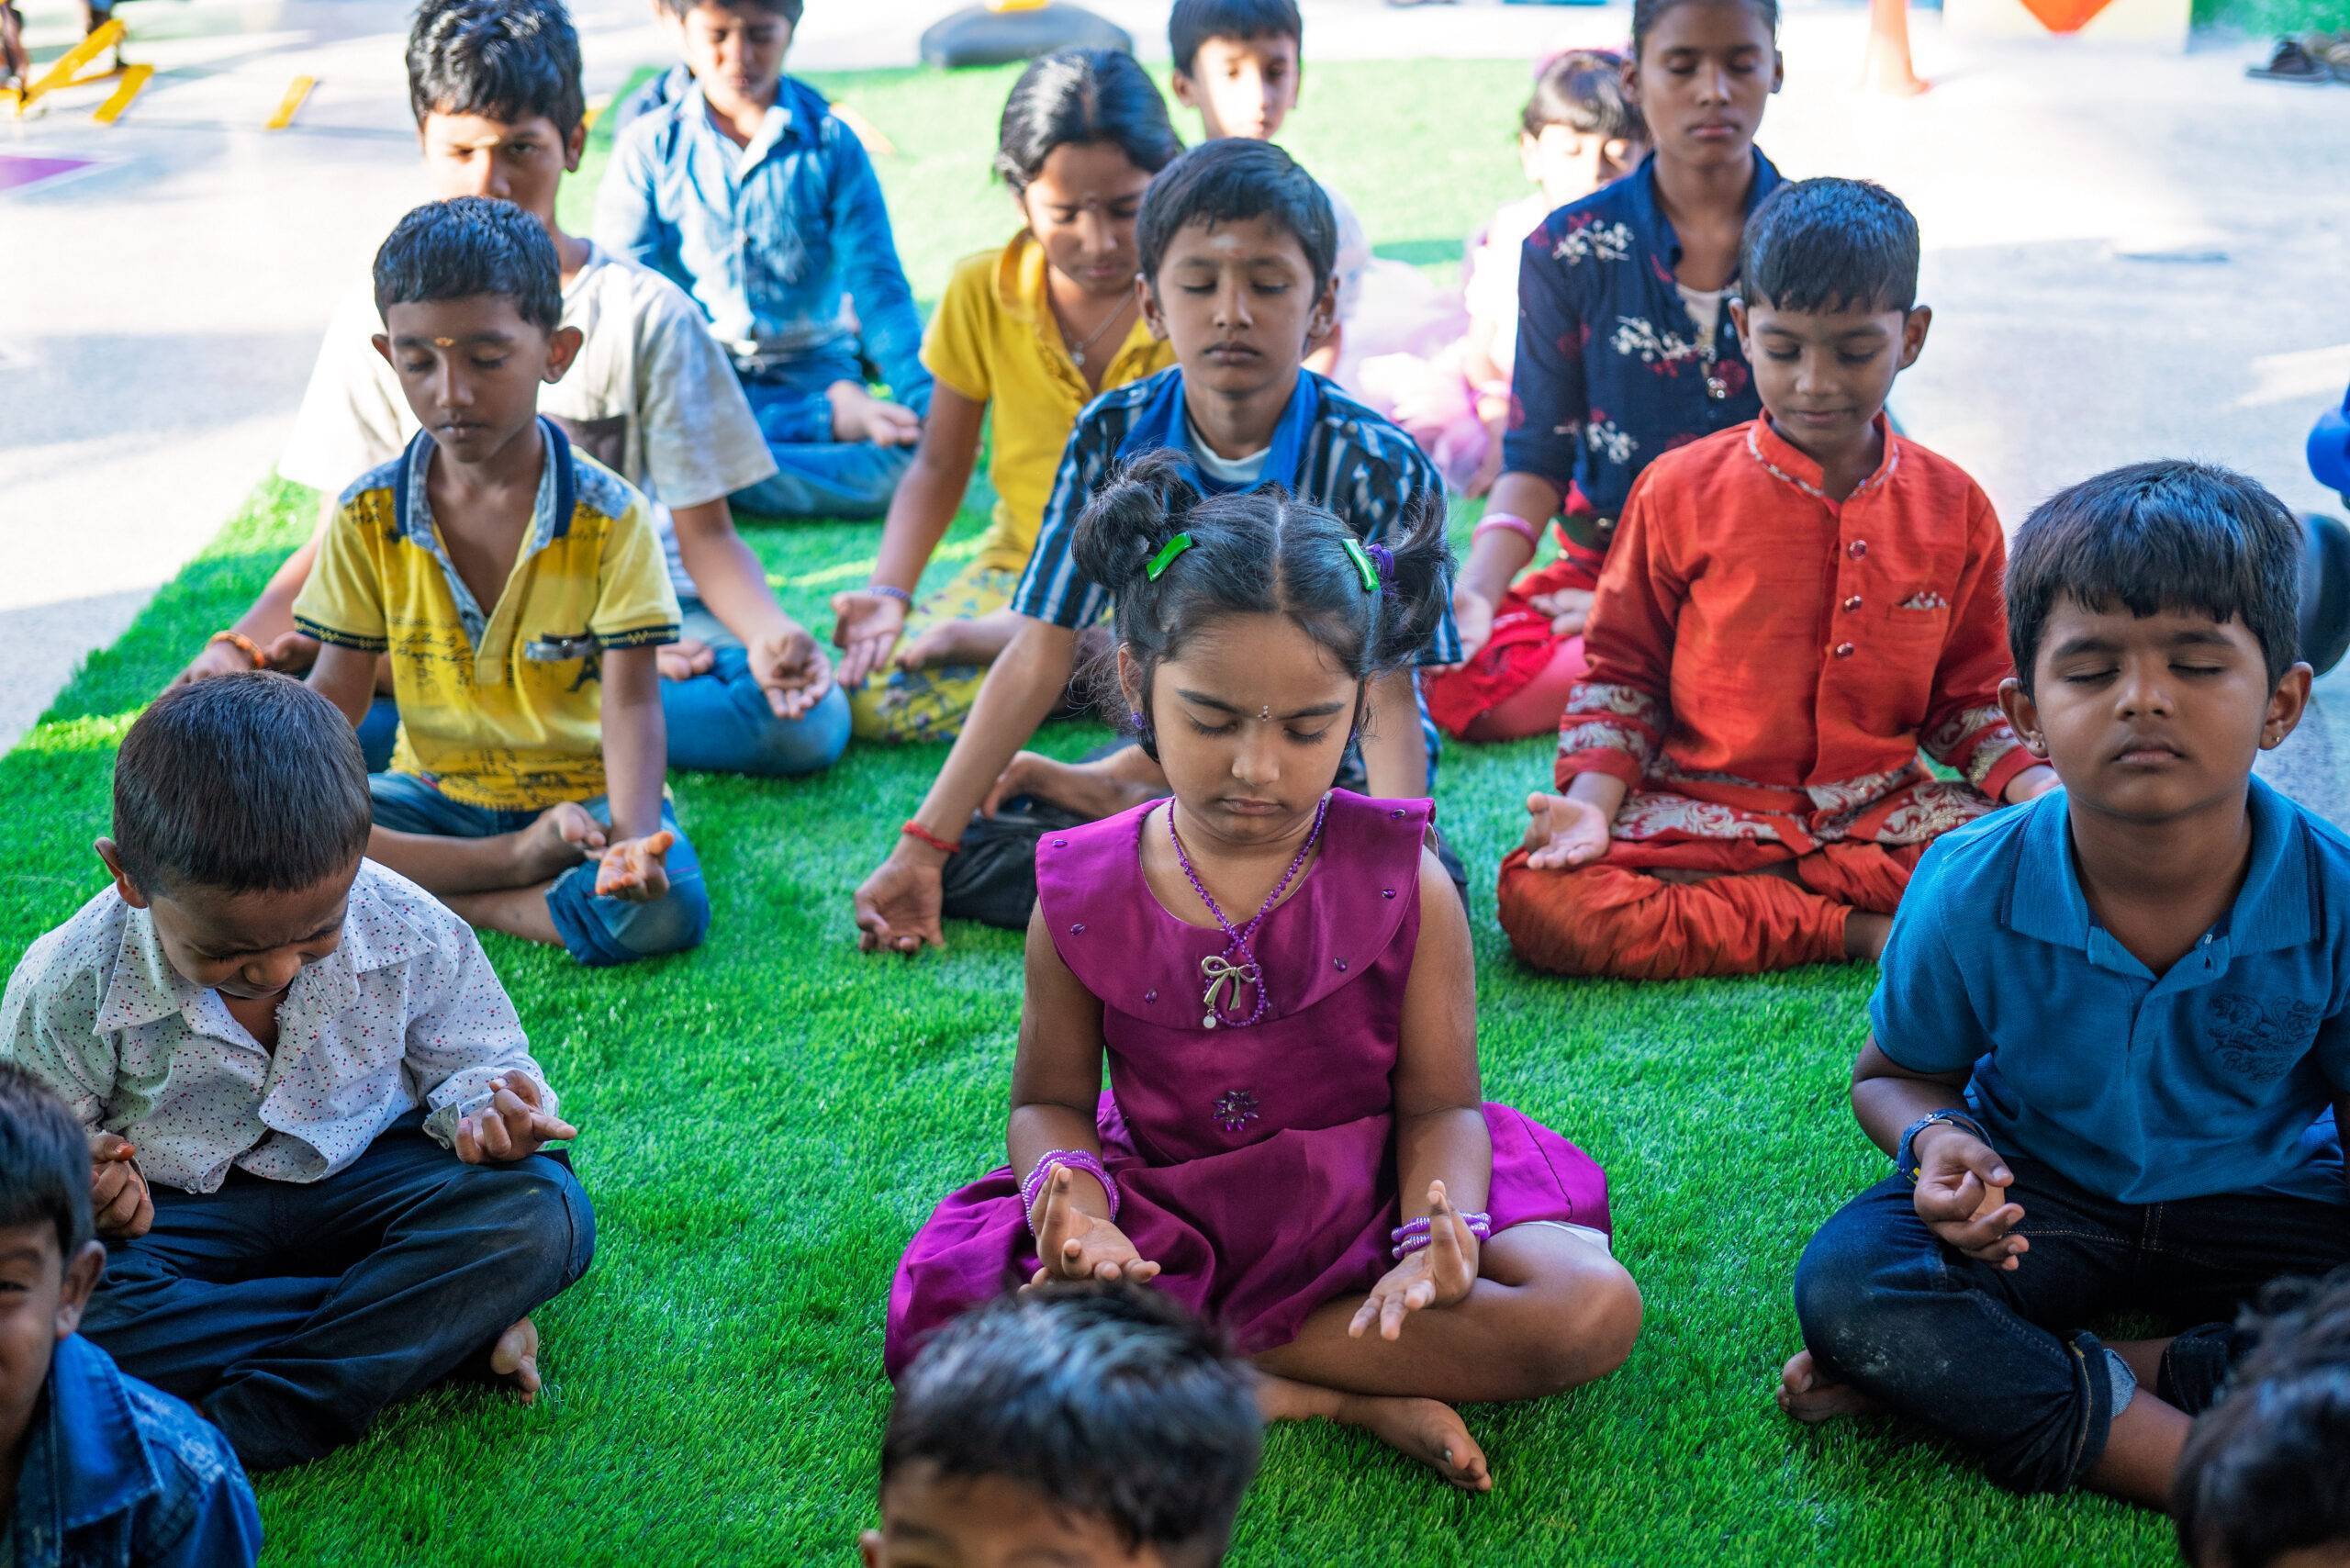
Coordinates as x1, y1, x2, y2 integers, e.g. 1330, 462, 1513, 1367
1069, 451, 1456, 753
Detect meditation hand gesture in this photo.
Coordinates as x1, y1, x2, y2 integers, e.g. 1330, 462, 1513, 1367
750, 623, 835, 720
856, 852, 946, 954
89, 1133, 152, 1240
1024, 1164, 1159, 1287
1450, 582, 1496, 665
454, 1075, 579, 1165
1350, 1181, 1480, 1342
655, 636, 716, 683
1522, 790, 1613, 869
830, 588, 909, 689
1527, 588, 1594, 639
594, 830, 675, 902
1911, 1127, 2026, 1271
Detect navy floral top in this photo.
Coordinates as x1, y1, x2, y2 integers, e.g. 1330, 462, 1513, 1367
1501, 150, 1785, 522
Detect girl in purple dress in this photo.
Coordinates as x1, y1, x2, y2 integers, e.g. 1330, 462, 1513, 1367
886, 456, 1641, 1490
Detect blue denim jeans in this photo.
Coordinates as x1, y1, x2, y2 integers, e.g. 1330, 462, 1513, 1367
730, 352, 912, 521
355, 599, 849, 780
1794, 1153, 2350, 1494
82, 1113, 594, 1473
367, 773, 710, 968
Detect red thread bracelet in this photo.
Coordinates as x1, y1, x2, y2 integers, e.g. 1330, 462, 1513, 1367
900, 819, 963, 856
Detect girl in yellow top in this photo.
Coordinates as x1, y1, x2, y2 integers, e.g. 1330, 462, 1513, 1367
829, 48, 1182, 742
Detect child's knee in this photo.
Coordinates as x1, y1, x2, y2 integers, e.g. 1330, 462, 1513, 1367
548, 862, 711, 966
1495, 854, 1654, 978
737, 678, 852, 776
1792, 1196, 1919, 1379
1527, 1247, 1642, 1393
468, 1161, 597, 1294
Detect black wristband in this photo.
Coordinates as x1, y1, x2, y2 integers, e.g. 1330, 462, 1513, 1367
1897, 1110, 1989, 1185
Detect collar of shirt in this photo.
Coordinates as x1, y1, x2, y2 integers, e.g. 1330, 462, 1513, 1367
1744, 412, 1901, 506
92, 864, 444, 1036
677, 76, 822, 174
393, 418, 573, 646
1113, 367, 1321, 495
993, 230, 1158, 391
2003, 775, 2316, 980
1618, 147, 1785, 272
13, 1336, 162, 1560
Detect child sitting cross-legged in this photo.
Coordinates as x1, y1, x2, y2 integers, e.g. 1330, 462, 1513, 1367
1, 674, 593, 1473
297, 197, 708, 969
1782, 462, 2349, 1508
1497, 178, 2057, 981
0, 1066, 261, 1564
864, 1283, 1261, 1568
887, 465, 1639, 1488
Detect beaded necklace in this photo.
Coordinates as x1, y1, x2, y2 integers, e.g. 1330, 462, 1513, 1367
1166, 793, 1331, 1029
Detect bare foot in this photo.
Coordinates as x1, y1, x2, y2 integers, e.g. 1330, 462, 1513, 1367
1844, 911, 1894, 962
513, 802, 603, 884
999, 753, 1161, 820
897, 612, 1016, 672
490, 1316, 543, 1403
1255, 1374, 1491, 1491
1776, 1350, 1882, 1423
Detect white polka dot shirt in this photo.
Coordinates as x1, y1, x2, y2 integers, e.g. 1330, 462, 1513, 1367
1, 860, 554, 1193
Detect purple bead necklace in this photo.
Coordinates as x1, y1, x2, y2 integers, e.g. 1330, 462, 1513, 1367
1167, 792, 1331, 1029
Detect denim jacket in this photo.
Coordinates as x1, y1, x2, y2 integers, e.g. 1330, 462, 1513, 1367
594, 73, 931, 414
6, 1336, 260, 1568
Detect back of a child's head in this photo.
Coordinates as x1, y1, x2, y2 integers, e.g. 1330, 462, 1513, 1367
407, 0, 584, 140
1630, 0, 1779, 58
882, 1283, 1261, 1566
2006, 460, 2302, 693
2176, 1271, 2350, 1568
1169, 0, 1301, 76
112, 673, 370, 900
1739, 177, 1917, 316
374, 195, 563, 334
0, 1064, 93, 1266
1136, 138, 1335, 293
1071, 451, 1451, 722
994, 47, 1184, 192
1524, 47, 1643, 144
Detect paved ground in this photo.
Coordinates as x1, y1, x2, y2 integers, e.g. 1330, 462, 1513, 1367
5, 0, 2347, 803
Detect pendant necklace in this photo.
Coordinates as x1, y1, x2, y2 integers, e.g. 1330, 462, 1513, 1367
1167, 793, 1331, 1029
1059, 295, 1133, 369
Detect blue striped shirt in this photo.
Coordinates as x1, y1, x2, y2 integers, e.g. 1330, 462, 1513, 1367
1010, 366, 1458, 780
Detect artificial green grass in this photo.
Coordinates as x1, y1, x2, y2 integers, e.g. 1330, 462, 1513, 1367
5, 58, 2175, 1568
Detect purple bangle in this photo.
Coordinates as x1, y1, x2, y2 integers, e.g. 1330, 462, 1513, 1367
867, 583, 913, 605
1389, 1212, 1493, 1260
1022, 1149, 1118, 1228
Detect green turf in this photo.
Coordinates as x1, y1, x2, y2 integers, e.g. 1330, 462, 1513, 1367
6, 57, 2176, 1568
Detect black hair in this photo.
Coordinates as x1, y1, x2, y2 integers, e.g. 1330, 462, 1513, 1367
1168, 0, 1300, 77
2006, 460, 2303, 693
407, 0, 585, 141
2176, 1270, 2350, 1568
374, 195, 564, 333
1071, 451, 1452, 750
652, 0, 802, 25
0, 1064, 95, 1264
1739, 176, 1919, 316
1524, 48, 1644, 145
1136, 138, 1335, 294
882, 1283, 1261, 1566
1630, 0, 1778, 59
993, 48, 1183, 194
112, 672, 372, 898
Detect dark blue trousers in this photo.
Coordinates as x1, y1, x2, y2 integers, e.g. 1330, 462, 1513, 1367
80, 1114, 594, 1472
1794, 1154, 2350, 1494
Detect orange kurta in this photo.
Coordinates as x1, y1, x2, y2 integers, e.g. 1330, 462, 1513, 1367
1553, 414, 2030, 869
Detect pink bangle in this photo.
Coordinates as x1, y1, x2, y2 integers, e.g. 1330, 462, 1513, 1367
1472, 512, 1541, 549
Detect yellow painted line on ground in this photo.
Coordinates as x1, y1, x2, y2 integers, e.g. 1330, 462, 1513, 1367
14, 16, 122, 114
263, 73, 313, 130
581, 94, 607, 130
90, 62, 151, 124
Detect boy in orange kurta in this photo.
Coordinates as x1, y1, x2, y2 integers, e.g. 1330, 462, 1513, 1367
1498, 178, 2059, 980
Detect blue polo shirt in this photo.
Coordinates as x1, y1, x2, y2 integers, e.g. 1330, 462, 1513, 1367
1872, 776, 2350, 1205
6, 1334, 260, 1568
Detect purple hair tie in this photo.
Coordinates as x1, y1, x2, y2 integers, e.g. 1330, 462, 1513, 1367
1366, 543, 1394, 585
1022, 1149, 1119, 1232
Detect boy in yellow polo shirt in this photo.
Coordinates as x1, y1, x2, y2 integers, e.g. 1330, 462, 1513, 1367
297, 197, 706, 968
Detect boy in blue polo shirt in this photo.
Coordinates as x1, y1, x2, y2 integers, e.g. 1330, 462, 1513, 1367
1779, 460, 2347, 1509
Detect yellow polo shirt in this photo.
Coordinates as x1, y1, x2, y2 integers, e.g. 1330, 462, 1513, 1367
294, 419, 681, 811
923, 232, 1174, 575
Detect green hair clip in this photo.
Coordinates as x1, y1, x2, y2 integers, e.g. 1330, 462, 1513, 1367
1340, 537, 1381, 593
1146, 532, 1194, 581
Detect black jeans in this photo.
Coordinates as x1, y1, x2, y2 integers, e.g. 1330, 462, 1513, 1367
81, 1114, 595, 1471
1794, 1154, 2350, 1494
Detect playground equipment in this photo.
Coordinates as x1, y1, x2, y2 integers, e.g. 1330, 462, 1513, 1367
920, 0, 1131, 70
2, 15, 151, 123
2302, 388, 2350, 678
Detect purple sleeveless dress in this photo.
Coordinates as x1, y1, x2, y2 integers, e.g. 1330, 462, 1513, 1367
883, 790, 1610, 1378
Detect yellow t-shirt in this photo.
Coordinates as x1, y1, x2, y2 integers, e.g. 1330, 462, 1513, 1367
922, 232, 1174, 575
293, 419, 682, 811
